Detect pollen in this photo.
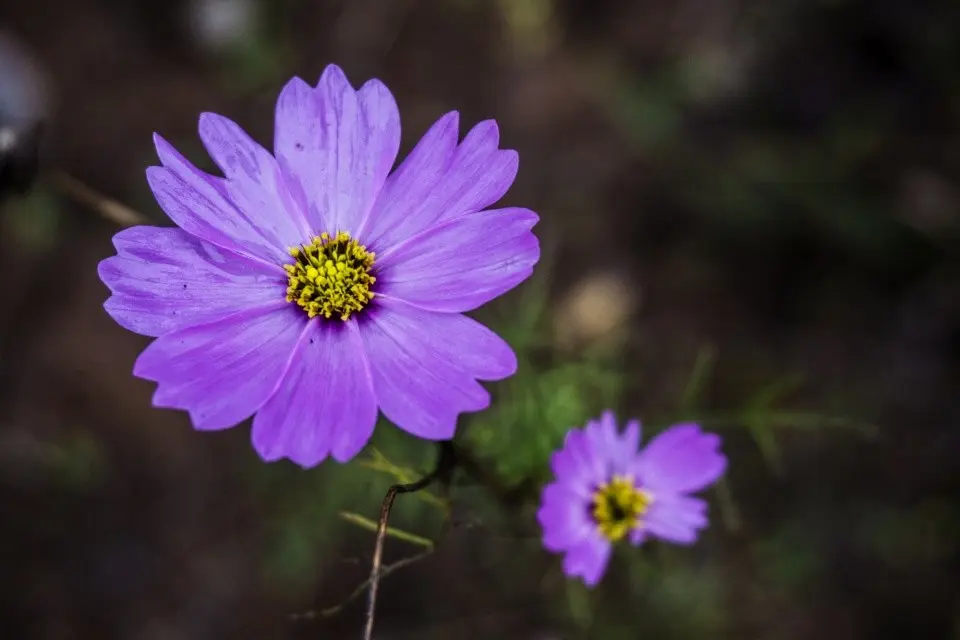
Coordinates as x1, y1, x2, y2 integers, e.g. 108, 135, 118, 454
591, 475, 653, 542
283, 231, 376, 321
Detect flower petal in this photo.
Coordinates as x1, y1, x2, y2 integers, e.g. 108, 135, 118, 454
549, 428, 606, 497
133, 304, 306, 431
251, 319, 377, 467
584, 413, 641, 476
198, 112, 311, 246
423, 120, 518, 226
644, 495, 709, 545
376, 207, 539, 313
367, 119, 519, 254
274, 68, 401, 237
562, 535, 611, 588
620, 420, 642, 462
99, 226, 284, 337
538, 483, 593, 551
359, 301, 512, 439
273, 75, 328, 233
149, 134, 288, 265
361, 112, 459, 251
350, 78, 403, 234
300, 66, 401, 236
635, 423, 727, 495
629, 527, 647, 546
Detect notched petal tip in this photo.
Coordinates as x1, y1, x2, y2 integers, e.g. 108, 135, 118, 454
151, 131, 171, 149
436, 110, 460, 131
561, 538, 611, 588
491, 205, 538, 228
329, 434, 371, 464
357, 77, 391, 96
599, 409, 617, 429
491, 347, 518, 381
196, 110, 220, 129
108, 224, 158, 253
152, 132, 182, 168
288, 450, 329, 470
96, 256, 119, 291
151, 132, 165, 153
466, 119, 500, 146
317, 63, 353, 91
281, 75, 311, 92
144, 165, 170, 197
275, 75, 318, 116
499, 147, 519, 170
197, 111, 245, 152
131, 347, 161, 382
621, 418, 642, 449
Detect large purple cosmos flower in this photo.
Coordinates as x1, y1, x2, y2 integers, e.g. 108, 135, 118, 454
98, 64, 540, 467
537, 412, 726, 587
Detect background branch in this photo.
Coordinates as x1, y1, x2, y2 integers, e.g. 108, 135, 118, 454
47, 169, 146, 227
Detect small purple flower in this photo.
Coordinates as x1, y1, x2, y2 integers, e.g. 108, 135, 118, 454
98, 64, 539, 467
537, 412, 726, 587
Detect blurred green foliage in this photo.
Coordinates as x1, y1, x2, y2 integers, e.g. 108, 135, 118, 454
5, 187, 62, 252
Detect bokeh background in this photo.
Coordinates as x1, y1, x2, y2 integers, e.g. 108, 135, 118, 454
1, 0, 959, 638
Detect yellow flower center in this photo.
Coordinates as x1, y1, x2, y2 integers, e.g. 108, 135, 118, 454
591, 475, 653, 542
283, 231, 376, 321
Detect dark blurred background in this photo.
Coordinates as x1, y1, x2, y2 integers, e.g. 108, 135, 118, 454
1, 0, 958, 638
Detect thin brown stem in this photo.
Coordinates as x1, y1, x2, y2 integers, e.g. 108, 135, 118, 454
362, 440, 455, 640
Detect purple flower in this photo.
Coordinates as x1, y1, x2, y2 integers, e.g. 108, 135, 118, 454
537, 412, 726, 587
98, 64, 540, 467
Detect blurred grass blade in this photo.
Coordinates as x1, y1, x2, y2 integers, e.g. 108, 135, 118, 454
679, 344, 718, 415
715, 476, 741, 533
338, 511, 435, 549
743, 375, 805, 474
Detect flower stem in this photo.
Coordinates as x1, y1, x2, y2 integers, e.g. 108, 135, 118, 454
363, 440, 456, 640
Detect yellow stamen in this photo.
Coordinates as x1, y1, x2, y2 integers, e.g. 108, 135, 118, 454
283, 231, 376, 321
591, 475, 653, 542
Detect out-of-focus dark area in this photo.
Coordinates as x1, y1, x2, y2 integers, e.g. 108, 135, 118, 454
1, 0, 958, 638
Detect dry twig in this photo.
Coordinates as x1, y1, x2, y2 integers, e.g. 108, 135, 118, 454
48, 169, 146, 227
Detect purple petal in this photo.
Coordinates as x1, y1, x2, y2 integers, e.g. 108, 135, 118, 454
635, 423, 727, 495
197, 112, 311, 246
376, 207, 539, 313
425, 120, 519, 225
363, 118, 517, 254
359, 301, 514, 439
620, 420, 642, 462
308, 65, 400, 236
99, 226, 284, 337
583, 413, 642, 476
549, 428, 606, 496
149, 135, 288, 265
538, 483, 593, 551
251, 319, 377, 467
629, 527, 647, 546
644, 495, 709, 545
351, 79, 403, 234
361, 112, 459, 252
133, 304, 306, 431
562, 535, 612, 588
273, 76, 328, 233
